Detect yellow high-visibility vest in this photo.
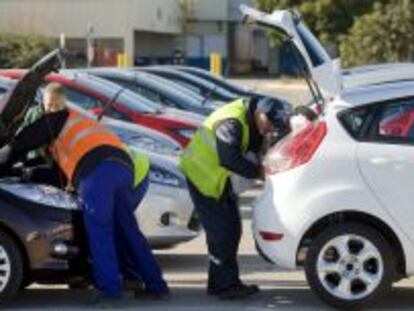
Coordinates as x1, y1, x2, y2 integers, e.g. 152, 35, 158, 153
179, 99, 249, 199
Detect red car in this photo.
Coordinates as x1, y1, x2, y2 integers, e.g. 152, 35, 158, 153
0, 70, 201, 147
379, 105, 414, 138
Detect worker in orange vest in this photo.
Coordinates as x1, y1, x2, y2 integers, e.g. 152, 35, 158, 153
0, 83, 169, 306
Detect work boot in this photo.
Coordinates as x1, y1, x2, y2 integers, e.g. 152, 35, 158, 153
87, 291, 124, 309
123, 279, 145, 292
207, 287, 221, 296
218, 284, 260, 300
134, 288, 170, 301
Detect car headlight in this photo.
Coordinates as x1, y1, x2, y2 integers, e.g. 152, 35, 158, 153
149, 165, 185, 188
119, 134, 180, 156
176, 128, 196, 139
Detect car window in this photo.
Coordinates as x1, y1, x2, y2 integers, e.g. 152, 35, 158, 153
339, 106, 371, 139
65, 87, 104, 110
377, 101, 414, 141
168, 78, 202, 95
296, 23, 329, 67
107, 78, 162, 103
0, 87, 7, 97
136, 85, 161, 103
147, 70, 204, 94
159, 96, 179, 108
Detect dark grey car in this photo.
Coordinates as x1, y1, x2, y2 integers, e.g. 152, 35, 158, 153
82, 69, 216, 116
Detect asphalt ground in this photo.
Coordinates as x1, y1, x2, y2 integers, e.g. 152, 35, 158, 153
8, 197, 414, 310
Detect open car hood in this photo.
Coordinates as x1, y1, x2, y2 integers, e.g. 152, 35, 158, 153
0, 49, 64, 147
240, 5, 341, 98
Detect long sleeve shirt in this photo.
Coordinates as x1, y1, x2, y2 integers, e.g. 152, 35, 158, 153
215, 101, 263, 179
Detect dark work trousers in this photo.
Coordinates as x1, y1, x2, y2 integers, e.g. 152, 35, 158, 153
115, 176, 149, 283
78, 161, 168, 297
187, 180, 242, 291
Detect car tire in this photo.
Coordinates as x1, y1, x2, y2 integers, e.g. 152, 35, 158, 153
0, 230, 24, 305
305, 223, 394, 309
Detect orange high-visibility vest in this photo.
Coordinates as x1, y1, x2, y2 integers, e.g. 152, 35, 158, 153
50, 109, 125, 184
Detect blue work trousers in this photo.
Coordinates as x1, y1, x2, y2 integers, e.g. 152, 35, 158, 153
78, 161, 168, 297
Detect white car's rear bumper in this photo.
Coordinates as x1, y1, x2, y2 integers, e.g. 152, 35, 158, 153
252, 178, 301, 270
137, 184, 200, 248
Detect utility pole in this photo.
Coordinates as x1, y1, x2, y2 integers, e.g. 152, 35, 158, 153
86, 23, 95, 68
59, 33, 66, 68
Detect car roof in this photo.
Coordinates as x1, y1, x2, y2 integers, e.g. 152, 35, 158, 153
338, 80, 414, 107
139, 66, 238, 99
88, 69, 207, 105
60, 70, 160, 113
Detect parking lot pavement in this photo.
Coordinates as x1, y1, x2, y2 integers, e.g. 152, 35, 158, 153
9, 200, 414, 310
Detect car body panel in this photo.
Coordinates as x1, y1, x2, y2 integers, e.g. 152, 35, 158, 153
253, 87, 414, 275
0, 179, 84, 272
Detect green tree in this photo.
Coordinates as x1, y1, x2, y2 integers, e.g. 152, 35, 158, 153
340, 1, 414, 67
255, 0, 388, 46
0, 33, 55, 68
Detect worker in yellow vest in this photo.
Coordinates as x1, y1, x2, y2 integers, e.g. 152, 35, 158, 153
180, 97, 290, 300
0, 83, 168, 306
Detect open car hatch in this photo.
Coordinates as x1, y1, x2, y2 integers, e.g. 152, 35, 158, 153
0, 49, 64, 147
240, 5, 341, 98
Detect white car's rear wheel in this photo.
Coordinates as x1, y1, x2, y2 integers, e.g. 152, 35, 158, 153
0, 230, 24, 305
305, 223, 394, 309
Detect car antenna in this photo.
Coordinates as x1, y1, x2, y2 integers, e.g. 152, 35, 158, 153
95, 82, 124, 122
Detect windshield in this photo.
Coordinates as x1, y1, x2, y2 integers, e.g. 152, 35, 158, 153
180, 68, 250, 95
77, 75, 159, 114
0, 78, 15, 99
139, 73, 207, 104
296, 23, 330, 67
145, 69, 238, 101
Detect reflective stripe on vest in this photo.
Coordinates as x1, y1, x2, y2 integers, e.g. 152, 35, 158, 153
51, 109, 125, 184
179, 99, 250, 199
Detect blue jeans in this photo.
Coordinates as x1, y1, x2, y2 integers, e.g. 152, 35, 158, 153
78, 161, 168, 297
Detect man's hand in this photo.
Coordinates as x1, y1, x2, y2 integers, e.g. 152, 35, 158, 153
0, 144, 11, 165
258, 165, 266, 181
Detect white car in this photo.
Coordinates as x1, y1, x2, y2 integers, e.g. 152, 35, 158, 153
241, 5, 414, 309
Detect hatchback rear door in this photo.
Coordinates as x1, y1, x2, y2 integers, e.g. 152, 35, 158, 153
240, 5, 340, 98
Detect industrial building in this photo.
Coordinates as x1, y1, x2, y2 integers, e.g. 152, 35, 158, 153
0, 0, 278, 74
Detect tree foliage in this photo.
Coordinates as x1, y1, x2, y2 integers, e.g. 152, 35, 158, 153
0, 33, 55, 68
340, 1, 414, 67
255, 0, 414, 67
255, 0, 387, 46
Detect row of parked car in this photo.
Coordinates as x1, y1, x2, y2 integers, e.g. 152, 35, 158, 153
0, 49, 288, 302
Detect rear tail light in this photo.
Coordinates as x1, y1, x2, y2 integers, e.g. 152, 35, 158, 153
259, 231, 284, 241
264, 121, 327, 175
